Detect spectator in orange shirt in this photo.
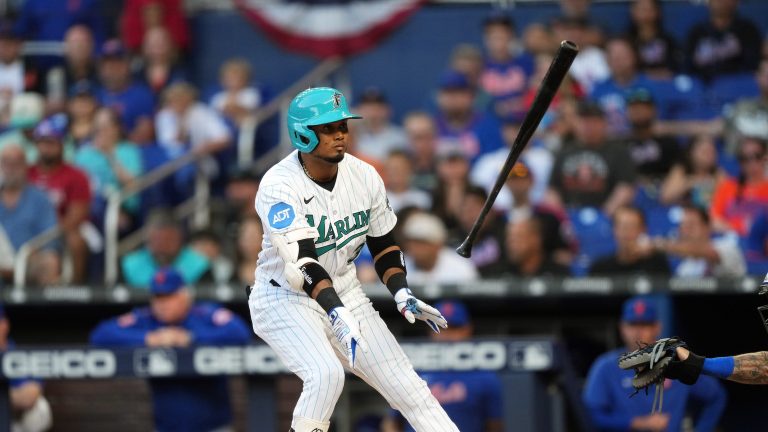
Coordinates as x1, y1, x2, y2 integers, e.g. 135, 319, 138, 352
711, 137, 768, 236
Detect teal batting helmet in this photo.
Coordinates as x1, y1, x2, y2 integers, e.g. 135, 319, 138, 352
287, 87, 362, 153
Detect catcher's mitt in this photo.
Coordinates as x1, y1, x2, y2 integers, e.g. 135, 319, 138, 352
618, 337, 689, 413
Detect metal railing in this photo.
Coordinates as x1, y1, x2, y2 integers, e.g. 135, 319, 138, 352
13, 225, 61, 289
102, 57, 345, 287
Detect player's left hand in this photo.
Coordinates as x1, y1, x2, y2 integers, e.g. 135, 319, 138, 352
394, 288, 448, 333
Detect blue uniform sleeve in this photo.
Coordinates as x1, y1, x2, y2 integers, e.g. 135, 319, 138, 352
89, 311, 151, 346
688, 375, 727, 432
483, 372, 504, 422
582, 356, 632, 431
191, 306, 251, 346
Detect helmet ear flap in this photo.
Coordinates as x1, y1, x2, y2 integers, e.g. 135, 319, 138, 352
290, 123, 319, 153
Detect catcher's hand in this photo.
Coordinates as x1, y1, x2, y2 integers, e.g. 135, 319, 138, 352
619, 337, 704, 388
393, 288, 448, 333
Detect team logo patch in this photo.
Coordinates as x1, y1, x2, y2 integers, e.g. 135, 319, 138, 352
268, 202, 295, 229
332, 93, 342, 109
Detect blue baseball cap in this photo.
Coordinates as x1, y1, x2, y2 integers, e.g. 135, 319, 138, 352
100, 39, 127, 59
435, 300, 470, 327
150, 268, 186, 295
33, 114, 67, 141
438, 70, 471, 90
622, 296, 658, 324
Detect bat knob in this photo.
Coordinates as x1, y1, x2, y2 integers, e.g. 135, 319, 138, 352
455, 241, 472, 258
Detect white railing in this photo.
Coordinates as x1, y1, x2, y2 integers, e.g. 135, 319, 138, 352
13, 225, 61, 289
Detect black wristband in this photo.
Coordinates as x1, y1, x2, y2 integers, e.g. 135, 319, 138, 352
315, 287, 344, 313
385, 272, 408, 296
667, 351, 705, 385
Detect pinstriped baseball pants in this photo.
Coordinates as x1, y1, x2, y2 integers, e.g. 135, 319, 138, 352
249, 285, 458, 432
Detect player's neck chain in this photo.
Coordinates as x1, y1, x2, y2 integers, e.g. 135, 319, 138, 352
299, 155, 318, 181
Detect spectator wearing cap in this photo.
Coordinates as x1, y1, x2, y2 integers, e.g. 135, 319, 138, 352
0, 304, 54, 432
96, 39, 156, 145
66, 82, 99, 149
0, 144, 60, 286
471, 115, 553, 209
156, 82, 232, 181
589, 36, 660, 137
684, 0, 761, 82
722, 59, 768, 156
434, 70, 504, 161
352, 87, 408, 162
0, 92, 45, 162
583, 295, 725, 432
505, 216, 570, 277
506, 161, 575, 266
478, 13, 535, 121
623, 88, 680, 186
456, 186, 507, 277
589, 205, 670, 276
401, 212, 478, 285
28, 115, 92, 283
448, 44, 492, 111
546, 101, 636, 216
121, 209, 210, 289
382, 300, 503, 432
403, 111, 439, 192
0, 20, 41, 97
90, 268, 250, 432
75, 107, 144, 224
383, 150, 431, 213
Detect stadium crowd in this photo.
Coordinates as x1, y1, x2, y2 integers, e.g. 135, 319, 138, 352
0, 0, 765, 431
0, 0, 766, 291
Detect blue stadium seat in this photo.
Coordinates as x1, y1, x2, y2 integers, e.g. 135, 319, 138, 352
708, 73, 760, 113
567, 207, 615, 276
646, 205, 683, 238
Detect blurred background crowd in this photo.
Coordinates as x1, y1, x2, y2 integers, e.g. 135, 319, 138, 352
0, 0, 767, 430
1, 0, 767, 290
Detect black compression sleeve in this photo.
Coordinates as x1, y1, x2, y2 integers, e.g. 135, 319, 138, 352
298, 239, 318, 259
385, 272, 408, 295
366, 231, 397, 257
315, 287, 344, 313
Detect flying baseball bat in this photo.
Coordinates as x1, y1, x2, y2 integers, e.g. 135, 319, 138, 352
456, 40, 578, 258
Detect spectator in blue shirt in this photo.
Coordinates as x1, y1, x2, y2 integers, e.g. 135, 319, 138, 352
382, 300, 503, 432
0, 303, 53, 431
583, 296, 726, 432
121, 209, 210, 289
0, 144, 59, 286
90, 268, 250, 432
96, 39, 156, 145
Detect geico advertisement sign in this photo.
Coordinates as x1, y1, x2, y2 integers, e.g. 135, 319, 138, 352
3, 350, 116, 378
401, 342, 506, 371
194, 346, 289, 375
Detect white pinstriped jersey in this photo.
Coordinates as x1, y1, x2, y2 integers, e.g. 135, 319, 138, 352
254, 151, 396, 296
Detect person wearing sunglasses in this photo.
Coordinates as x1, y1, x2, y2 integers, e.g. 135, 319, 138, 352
711, 136, 768, 236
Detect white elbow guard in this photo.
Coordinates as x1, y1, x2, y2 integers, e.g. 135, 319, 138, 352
271, 227, 318, 264
272, 227, 319, 291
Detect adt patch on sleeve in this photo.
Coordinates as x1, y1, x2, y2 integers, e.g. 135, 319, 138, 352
268, 202, 295, 229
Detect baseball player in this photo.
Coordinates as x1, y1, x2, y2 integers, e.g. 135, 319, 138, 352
249, 87, 459, 432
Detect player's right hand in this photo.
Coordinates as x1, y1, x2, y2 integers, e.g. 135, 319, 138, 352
328, 306, 367, 369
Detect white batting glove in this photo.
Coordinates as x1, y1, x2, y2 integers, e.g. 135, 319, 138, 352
394, 288, 448, 333
328, 307, 367, 369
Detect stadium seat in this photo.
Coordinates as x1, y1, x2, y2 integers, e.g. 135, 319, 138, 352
567, 207, 616, 276
708, 73, 760, 112
645, 205, 683, 238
